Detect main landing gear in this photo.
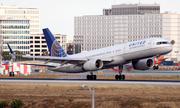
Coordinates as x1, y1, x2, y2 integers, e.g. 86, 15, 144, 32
86, 72, 97, 80
115, 65, 125, 80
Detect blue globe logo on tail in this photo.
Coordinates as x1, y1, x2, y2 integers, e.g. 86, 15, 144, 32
43, 28, 67, 57
51, 40, 67, 57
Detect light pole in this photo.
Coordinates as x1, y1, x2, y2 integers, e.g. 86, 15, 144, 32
80, 84, 94, 108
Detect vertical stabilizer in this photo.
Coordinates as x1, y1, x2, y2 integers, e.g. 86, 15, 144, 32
7, 43, 13, 54
42, 28, 67, 57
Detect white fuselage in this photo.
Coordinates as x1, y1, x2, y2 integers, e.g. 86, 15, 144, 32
47, 38, 172, 73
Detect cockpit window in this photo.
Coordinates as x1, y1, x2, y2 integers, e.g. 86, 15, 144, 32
156, 41, 169, 45
156, 42, 161, 45
162, 42, 167, 44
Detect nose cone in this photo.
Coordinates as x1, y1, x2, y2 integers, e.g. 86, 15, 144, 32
165, 45, 172, 53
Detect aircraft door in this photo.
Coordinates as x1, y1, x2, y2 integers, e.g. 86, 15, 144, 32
148, 41, 155, 48
148, 42, 152, 48
152, 41, 155, 48
123, 45, 127, 54
123, 47, 125, 54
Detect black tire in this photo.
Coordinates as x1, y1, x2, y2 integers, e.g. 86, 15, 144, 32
87, 75, 90, 80
118, 75, 122, 80
156, 66, 159, 70
115, 75, 119, 80
94, 75, 96, 80
153, 66, 159, 70
9, 72, 11, 77
122, 75, 125, 80
153, 66, 156, 70
91, 75, 94, 80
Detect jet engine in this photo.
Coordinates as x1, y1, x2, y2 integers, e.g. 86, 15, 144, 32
132, 59, 153, 70
83, 59, 103, 71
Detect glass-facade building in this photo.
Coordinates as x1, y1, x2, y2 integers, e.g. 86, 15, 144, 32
0, 19, 30, 54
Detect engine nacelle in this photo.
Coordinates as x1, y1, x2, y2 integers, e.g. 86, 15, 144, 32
83, 59, 103, 71
132, 59, 153, 70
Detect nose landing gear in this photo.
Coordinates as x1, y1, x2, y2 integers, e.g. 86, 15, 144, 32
153, 65, 159, 70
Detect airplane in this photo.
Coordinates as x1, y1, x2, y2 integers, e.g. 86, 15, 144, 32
7, 28, 172, 80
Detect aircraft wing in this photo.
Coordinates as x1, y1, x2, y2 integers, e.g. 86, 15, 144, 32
21, 55, 113, 65
22, 55, 87, 62
8, 42, 113, 66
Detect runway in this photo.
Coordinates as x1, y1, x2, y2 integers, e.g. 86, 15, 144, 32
1, 78, 180, 85
32, 69, 180, 76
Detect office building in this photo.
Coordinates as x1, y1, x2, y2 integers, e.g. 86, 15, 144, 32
103, 3, 160, 15
30, 34, 67, 56
74, 3, 180, 61
73, 35, 83, 53
66, 40, 74, 55
0, 5, 40, 34
0, 18, 30, 54
0, 5, 40, 55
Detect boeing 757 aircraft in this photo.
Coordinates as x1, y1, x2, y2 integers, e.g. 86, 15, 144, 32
8, 28, 172, 80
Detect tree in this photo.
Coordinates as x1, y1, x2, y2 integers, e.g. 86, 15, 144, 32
2, 50, 32, 61
2, 51, 11, 60
13, 50, 32, 61
170, 40, 175, 45
170, 40, 175, 60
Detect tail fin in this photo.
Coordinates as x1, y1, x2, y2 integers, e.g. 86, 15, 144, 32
7, 43, 13, 54
7, 43, 16, 59
42, 28, 67, 57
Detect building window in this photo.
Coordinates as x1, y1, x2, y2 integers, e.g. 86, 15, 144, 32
35, 45, 40, 47
35, 41, 40, 43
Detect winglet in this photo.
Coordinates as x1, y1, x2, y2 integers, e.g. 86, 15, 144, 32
7, 43, 13, 54
42, 28, 67, 57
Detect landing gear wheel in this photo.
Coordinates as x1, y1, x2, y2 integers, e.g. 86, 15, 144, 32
114, 65, 126, 80
115, 75, 119, 80
156, 66, 159, 70
118, 75, 122, 80
93, 75, 96, 80
9, 72, 14, 77
86, 74, 97, 80
122, 75, 125, 80
87, 75, 90, 80
91, 75, 94, 80
153, 66, 159, 70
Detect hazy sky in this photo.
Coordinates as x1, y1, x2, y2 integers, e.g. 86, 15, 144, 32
1, 0, 180, 41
